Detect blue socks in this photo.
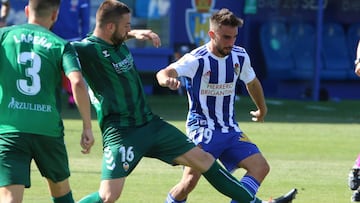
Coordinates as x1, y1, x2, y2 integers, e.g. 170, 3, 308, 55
165, 193, 186, 203
240, 175, 260, 195
230, 175, 260, 203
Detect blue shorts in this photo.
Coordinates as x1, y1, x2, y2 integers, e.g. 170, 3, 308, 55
189, 128, 260, 172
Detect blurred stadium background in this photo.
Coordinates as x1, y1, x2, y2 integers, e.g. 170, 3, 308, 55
5, 0, 360, 101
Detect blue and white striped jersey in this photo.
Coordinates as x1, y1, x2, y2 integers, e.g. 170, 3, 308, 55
172, 43, 256, 133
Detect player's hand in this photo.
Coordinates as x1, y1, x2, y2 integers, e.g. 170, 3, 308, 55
250, 110, 265, 122
80, 128, 95, 154
132, 29, 161, 48
164, 77, 181, 90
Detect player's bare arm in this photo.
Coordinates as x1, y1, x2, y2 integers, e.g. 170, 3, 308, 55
127, 29, 161, 47
67, 71, 95, 154
246, 77, 267, 122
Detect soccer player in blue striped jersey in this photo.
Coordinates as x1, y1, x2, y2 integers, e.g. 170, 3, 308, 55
157, 8, 297, 203
74, 1, 293, 203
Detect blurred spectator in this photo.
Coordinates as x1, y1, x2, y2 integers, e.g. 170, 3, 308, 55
52, 0, 90, 108
0, 0, 10, 27
355, 40, 360, 77
148, 0, 170, 19
135, 0, 170, 19
52, 0, 90, 41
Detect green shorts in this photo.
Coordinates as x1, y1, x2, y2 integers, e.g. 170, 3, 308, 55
0, 133, 70, 188
101, 116, 196, 180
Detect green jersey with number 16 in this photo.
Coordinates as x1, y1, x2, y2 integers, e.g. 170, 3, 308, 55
72, 36, 154, 131
0, 24, 82, 137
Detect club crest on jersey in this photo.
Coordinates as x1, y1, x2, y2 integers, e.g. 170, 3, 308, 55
202, 70, 211, 83
204, 70, 211, 77
234, 63, 240, 75
123, 162, 130, 171
102, 50, 110, 58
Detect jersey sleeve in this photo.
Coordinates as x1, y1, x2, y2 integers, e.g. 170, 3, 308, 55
171, 53, 199, 78
62, 43, 82, 76
239, 51, 256, 84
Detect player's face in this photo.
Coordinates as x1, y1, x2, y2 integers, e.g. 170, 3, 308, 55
111, 13, 131, 46
211, 25, 238, 57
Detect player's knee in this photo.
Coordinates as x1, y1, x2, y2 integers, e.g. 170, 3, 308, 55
262, 163, 270, 178
176, 148, 215, 172
257, 159, 270, 173
245, 159, 270, 180
257, 161, 270, 179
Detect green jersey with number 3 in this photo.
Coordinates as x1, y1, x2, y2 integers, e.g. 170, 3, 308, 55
0, 24, 81, 137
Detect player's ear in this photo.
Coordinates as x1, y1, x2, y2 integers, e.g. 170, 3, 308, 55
106, 23, 115, 34
208, 30, 215, 39
51, 9, 59, 22
24, 6, 29, 18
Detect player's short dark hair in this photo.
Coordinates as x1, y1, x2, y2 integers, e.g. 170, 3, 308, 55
29, 0, 60, 18
96, 0, 131, 28
210, 8, 243, 30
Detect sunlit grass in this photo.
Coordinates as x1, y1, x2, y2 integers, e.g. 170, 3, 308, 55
22, 95, 360, 203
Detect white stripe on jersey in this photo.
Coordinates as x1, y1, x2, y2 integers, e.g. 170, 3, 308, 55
173, 43, 256, 133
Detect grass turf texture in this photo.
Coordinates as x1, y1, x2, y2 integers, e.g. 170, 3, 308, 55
22, 95, 360, 203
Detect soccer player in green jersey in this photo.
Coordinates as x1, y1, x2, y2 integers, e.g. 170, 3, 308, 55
0, 0, 94, 202
73, 1, 292, 203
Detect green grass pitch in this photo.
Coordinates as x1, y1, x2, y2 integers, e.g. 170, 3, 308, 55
22, 95, 360, 203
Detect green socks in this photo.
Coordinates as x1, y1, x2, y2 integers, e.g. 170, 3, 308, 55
77, 192, 103, 203
52, 191, 74, 203
202, 162, 262, 203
